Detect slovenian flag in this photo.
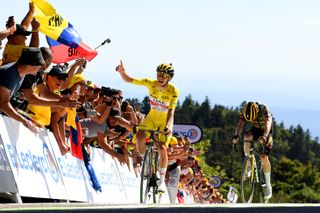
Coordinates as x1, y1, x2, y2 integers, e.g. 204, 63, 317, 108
33, 0, 98, 63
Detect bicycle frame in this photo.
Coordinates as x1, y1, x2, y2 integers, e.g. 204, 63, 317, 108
240, 142, 265, 203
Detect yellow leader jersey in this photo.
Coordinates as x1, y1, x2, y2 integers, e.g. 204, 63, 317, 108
132, 78, 179, 145
132, 78, 179, 119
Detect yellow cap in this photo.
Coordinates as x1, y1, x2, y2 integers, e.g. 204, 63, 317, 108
86, 80, 95, 88
69, 73, 86, 88
169, 136, 178, 145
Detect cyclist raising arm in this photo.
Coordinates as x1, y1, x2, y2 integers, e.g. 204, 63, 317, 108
116, 60, 179, 193
232, 101, 273, 201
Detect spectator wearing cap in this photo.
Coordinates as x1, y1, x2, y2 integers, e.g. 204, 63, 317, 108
10, 47, 78, 113
0, 47, 45, 133
26, 65, 71, 154
48, 60, 86, 155
2, 2, 40, 65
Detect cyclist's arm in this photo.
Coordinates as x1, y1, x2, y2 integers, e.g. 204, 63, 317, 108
263, 116, 273, 136
115, 60, 134, 83
165, 108, 175, 130
234, 117, 245, 136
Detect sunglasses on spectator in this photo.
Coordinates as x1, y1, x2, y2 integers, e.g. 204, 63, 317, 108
113, 96, 122, 101
157, 71, 171, 79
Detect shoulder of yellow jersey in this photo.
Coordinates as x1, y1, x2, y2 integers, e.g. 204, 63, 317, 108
167, 82, 179, 97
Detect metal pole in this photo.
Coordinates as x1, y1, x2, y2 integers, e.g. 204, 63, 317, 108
95, 38, 111, 50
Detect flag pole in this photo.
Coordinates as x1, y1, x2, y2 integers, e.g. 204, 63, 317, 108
95, 38, 111, 50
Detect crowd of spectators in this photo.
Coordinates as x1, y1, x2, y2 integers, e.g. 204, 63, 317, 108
0, 2, 224, 204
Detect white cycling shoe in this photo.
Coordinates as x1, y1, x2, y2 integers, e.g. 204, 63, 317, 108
263, 184, 272, 200
157, 181, 166, 193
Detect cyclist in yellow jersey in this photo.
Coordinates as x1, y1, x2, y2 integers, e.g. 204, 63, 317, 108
116, 60, 179, 193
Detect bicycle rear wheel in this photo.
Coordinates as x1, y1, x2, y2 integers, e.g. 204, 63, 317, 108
140, 148, 152, 203
240, 156, 255, 203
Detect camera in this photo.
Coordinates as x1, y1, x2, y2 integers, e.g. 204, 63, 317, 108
6, 16, 14, 28
121, 101, 129, 112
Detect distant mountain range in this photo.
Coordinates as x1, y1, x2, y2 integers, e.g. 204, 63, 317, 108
272, 108, 320, 139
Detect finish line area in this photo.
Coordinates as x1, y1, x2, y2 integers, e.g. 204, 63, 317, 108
0, 204, 320, 213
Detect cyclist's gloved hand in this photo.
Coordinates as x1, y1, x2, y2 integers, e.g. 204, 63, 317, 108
258, 135, 267, 144
231, 135, 239, 144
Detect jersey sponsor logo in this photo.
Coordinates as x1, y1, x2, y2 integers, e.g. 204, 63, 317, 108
149, 97, 169, 112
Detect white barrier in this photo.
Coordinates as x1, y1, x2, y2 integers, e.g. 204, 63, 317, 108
0, 115, 180, 204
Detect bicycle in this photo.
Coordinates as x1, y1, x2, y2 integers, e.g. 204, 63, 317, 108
139, 129, 165, 204
238, 141, 266, 203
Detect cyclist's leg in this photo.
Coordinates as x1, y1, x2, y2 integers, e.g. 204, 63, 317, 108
259, 131, 273, 200
259, 132, 273, 175
243, 130, 253, 156
136, 115, 156, 154
157, 123, 171, 192
260, 134, 273, 185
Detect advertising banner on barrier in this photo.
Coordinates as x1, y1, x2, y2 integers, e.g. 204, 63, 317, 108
47, 132, 90, 202
88, 148, 128, 203
0, 135, 18, 193
173, 123, 203, 143
0, 115, 192, 204
47, 132, 129, 203
115, 160, 139, 204
0, 116, 67, 200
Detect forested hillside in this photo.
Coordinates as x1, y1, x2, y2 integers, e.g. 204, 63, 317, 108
129, 95, 320, 202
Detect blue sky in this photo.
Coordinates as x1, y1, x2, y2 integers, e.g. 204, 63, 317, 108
2, 0, 320, 137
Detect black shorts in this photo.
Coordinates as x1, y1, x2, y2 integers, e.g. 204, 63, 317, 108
245, 126, 273, 155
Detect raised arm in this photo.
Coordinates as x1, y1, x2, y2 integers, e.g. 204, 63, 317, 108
115, 60, 134, 83
21, 2, 35, 29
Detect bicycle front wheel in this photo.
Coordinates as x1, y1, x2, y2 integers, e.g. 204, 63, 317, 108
140, 148, 152, 203
240, 156, 255, 203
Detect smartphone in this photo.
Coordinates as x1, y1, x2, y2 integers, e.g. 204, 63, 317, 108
6, 16, 14, 28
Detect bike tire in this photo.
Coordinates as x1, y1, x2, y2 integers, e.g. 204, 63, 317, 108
240, 156, 256, 203
140, 148, 151, 203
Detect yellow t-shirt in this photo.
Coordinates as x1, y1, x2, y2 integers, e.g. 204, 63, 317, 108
132, 78, 179, 121
27, 87, 52, 126
2, 43, 26, 65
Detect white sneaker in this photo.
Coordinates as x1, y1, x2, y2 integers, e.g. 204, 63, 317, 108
157, 181, 166, 193
263, 184, 272, 200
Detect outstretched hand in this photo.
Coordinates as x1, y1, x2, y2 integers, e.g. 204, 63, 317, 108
115, 60, 125, 73
23, 119, 38, 133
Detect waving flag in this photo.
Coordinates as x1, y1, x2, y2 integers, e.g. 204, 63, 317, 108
69, 116, 83, 160
32, 0, 97, 63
